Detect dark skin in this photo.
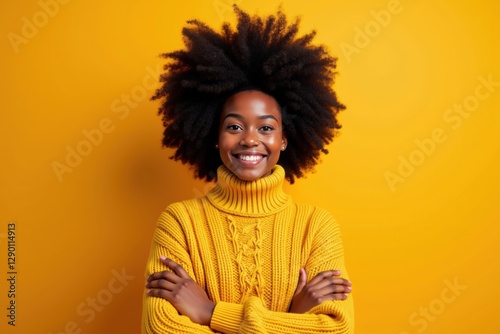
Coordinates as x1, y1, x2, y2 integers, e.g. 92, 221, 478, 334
218, 90, 287, 181
146, 91, 353, 326
289, 268, 352, 313
146, 257, 215, 326
146, 258, 352, 324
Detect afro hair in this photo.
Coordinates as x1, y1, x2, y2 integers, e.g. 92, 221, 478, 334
152, 6, 345, 183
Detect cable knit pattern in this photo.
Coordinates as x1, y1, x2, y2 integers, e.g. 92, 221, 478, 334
228, 216, 265, 302
142, 165, 354, 333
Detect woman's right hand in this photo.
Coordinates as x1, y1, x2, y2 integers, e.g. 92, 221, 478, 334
289, 268, 352, 314
146, 257, 215, 326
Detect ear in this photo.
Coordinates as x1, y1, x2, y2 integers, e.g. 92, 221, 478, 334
281, 135, 288, 151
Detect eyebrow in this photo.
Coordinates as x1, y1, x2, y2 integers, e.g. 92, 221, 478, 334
223, 113, 278, 121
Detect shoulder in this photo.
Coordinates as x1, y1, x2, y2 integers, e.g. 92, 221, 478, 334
163, 198, 204, 214
291, 202, 343, 238
293, 202, 338, 225
157, 198, 206, 227
293, 204, 346, 259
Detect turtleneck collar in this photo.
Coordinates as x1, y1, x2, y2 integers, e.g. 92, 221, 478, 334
206, 165, 291, 216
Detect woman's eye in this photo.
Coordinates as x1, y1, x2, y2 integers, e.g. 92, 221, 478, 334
227, 124, 242, 131
260, 126, 274, 131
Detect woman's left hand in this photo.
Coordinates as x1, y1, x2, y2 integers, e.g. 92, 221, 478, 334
146, 256, 215, 326
289, 268, 352, 313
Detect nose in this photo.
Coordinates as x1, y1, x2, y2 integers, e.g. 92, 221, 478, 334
240, 131, 259, 147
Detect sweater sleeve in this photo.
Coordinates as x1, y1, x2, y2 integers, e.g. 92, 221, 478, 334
209, 209, 354, 334
141, 206, 218, 334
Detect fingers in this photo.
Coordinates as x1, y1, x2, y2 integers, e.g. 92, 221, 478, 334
319, 292, 350, 301
308, 270, 341, 286
146, 257, 190, 282
145, 271, 177, 298
161, 256, 191, 279
313, 282, 352, 295
145, 277, 176, 291
304, 270, 353, 301
293, 268, 308, 297
146, 287, 172, 299
310, 276, 352, 291
301, 282, 352, 305
145, 257, 192, 300
300, 268, 307, 284
147, 269, 181, 283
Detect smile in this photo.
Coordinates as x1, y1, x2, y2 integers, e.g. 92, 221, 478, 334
233, 154, 266, 165
239, 155, 263, 161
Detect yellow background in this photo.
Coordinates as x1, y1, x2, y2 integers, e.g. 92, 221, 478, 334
1, 0, 499, 333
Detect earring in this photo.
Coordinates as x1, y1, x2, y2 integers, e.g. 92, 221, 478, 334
281, 145, 285, 151
215, 144, 219, 149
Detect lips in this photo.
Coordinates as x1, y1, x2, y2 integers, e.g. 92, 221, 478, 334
237, 155, 264, 161
232, 153, 267, 165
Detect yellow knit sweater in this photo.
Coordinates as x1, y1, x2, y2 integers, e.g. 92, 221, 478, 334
142, 165, 354, 333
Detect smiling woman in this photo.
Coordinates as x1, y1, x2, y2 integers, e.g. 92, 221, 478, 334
142, 5, 353, 334
218, 90, 287, 181
151, 6, 345, 184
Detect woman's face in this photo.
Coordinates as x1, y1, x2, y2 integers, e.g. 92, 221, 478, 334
218, 90, 287, 181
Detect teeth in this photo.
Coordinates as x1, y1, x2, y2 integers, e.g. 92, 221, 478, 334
239, 155, 262, 161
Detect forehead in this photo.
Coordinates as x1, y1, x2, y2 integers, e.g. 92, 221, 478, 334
221, 90, 281, 119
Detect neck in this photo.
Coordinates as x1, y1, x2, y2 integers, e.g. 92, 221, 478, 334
206, 165, 291, 216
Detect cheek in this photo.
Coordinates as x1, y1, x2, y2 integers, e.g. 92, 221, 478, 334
268, 135, 282, 151
218, 134, 236, 155
218, 131, 225, 144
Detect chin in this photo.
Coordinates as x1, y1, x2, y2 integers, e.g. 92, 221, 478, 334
232, 169, 269, 182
